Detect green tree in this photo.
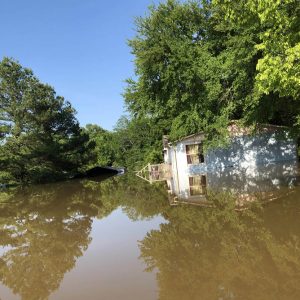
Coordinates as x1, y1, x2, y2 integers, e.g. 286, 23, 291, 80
123, 0, 300, 163
214, 0, 300, 98
83, 124, 115, 167
124, 0, 259, 148
212, 0, 300, 130
112, 115, 168, 170
125, 0, 223, 141
0, 57, 94, 183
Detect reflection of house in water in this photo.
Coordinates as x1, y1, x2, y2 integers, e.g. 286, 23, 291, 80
168, 161, 300, 206
137, 123, 299, 206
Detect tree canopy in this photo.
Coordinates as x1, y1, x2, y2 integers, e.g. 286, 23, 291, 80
1, 0, 299, 175
120, 0, 300, 168
0, 58, 94, 183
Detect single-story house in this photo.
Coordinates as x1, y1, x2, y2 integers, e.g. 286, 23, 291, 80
163, 123, 298, 175
137, 123, 299, 206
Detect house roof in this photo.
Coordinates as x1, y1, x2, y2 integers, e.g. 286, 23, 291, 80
166, 132, 205, 145
167, 122, 289, 146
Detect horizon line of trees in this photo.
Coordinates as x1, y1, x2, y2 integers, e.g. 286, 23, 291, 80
1, 0, 299, 183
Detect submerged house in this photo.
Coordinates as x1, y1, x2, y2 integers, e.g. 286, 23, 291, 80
164, 123, 297, 174
137, 123, 299, 205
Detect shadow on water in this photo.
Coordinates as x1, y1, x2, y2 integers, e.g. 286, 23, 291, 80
0, 170, 300, 299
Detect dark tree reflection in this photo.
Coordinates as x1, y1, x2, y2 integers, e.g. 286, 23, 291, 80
0, 181, 103, 300
0, 175, 170, 300
139, 191, 300, 300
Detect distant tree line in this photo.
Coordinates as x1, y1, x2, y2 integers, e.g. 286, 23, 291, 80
1, 0, 299, 183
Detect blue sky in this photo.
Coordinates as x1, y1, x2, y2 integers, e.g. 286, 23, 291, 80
0, 0, 161, 130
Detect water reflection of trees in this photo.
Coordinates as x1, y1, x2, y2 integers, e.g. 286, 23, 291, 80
3, 175, 299, 300
0, 183, 98, 300
139, 193, 300, 300
0, 176, 169, 300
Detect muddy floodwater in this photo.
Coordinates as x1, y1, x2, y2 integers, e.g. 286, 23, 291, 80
0, 168, 300, 300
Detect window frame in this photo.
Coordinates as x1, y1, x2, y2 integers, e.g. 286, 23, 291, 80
189, 175, 207, 196
186, 143, 204, 165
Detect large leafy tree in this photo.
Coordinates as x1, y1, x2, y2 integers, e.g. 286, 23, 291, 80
123, 0, 299, 161
214, 0, 300, 98
0, 57, 94, 183
125, 0, 222, 141
213, 0, 300, 131
124, 0, 260, 143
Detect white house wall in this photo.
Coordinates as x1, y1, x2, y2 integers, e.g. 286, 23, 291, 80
169, 139, 206, 199
166, 130, 298, 199
163, 148, 172, 164
190, 131, 297, 174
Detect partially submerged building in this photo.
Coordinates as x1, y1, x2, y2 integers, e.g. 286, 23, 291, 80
136, 123, 299, 206
166, 161, 300, 207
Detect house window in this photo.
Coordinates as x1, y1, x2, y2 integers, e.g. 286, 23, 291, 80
189, 175, 207, 196
186, 144, 204, 164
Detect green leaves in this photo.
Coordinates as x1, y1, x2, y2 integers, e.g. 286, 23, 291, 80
122, 0, 300, 163
0, 58, 94, 183
214, 0, 300, 128
83, 124, 114, 168
111, 115, 168, 169
126, 1, 223, 141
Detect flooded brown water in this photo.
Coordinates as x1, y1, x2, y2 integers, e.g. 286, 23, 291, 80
0, 173, 300, 300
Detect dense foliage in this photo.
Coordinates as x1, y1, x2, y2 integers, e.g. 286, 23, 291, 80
83, 124, 115, 168
117, 0, 300, 169
1, 0, 299, 177
0, 58, 94, 184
